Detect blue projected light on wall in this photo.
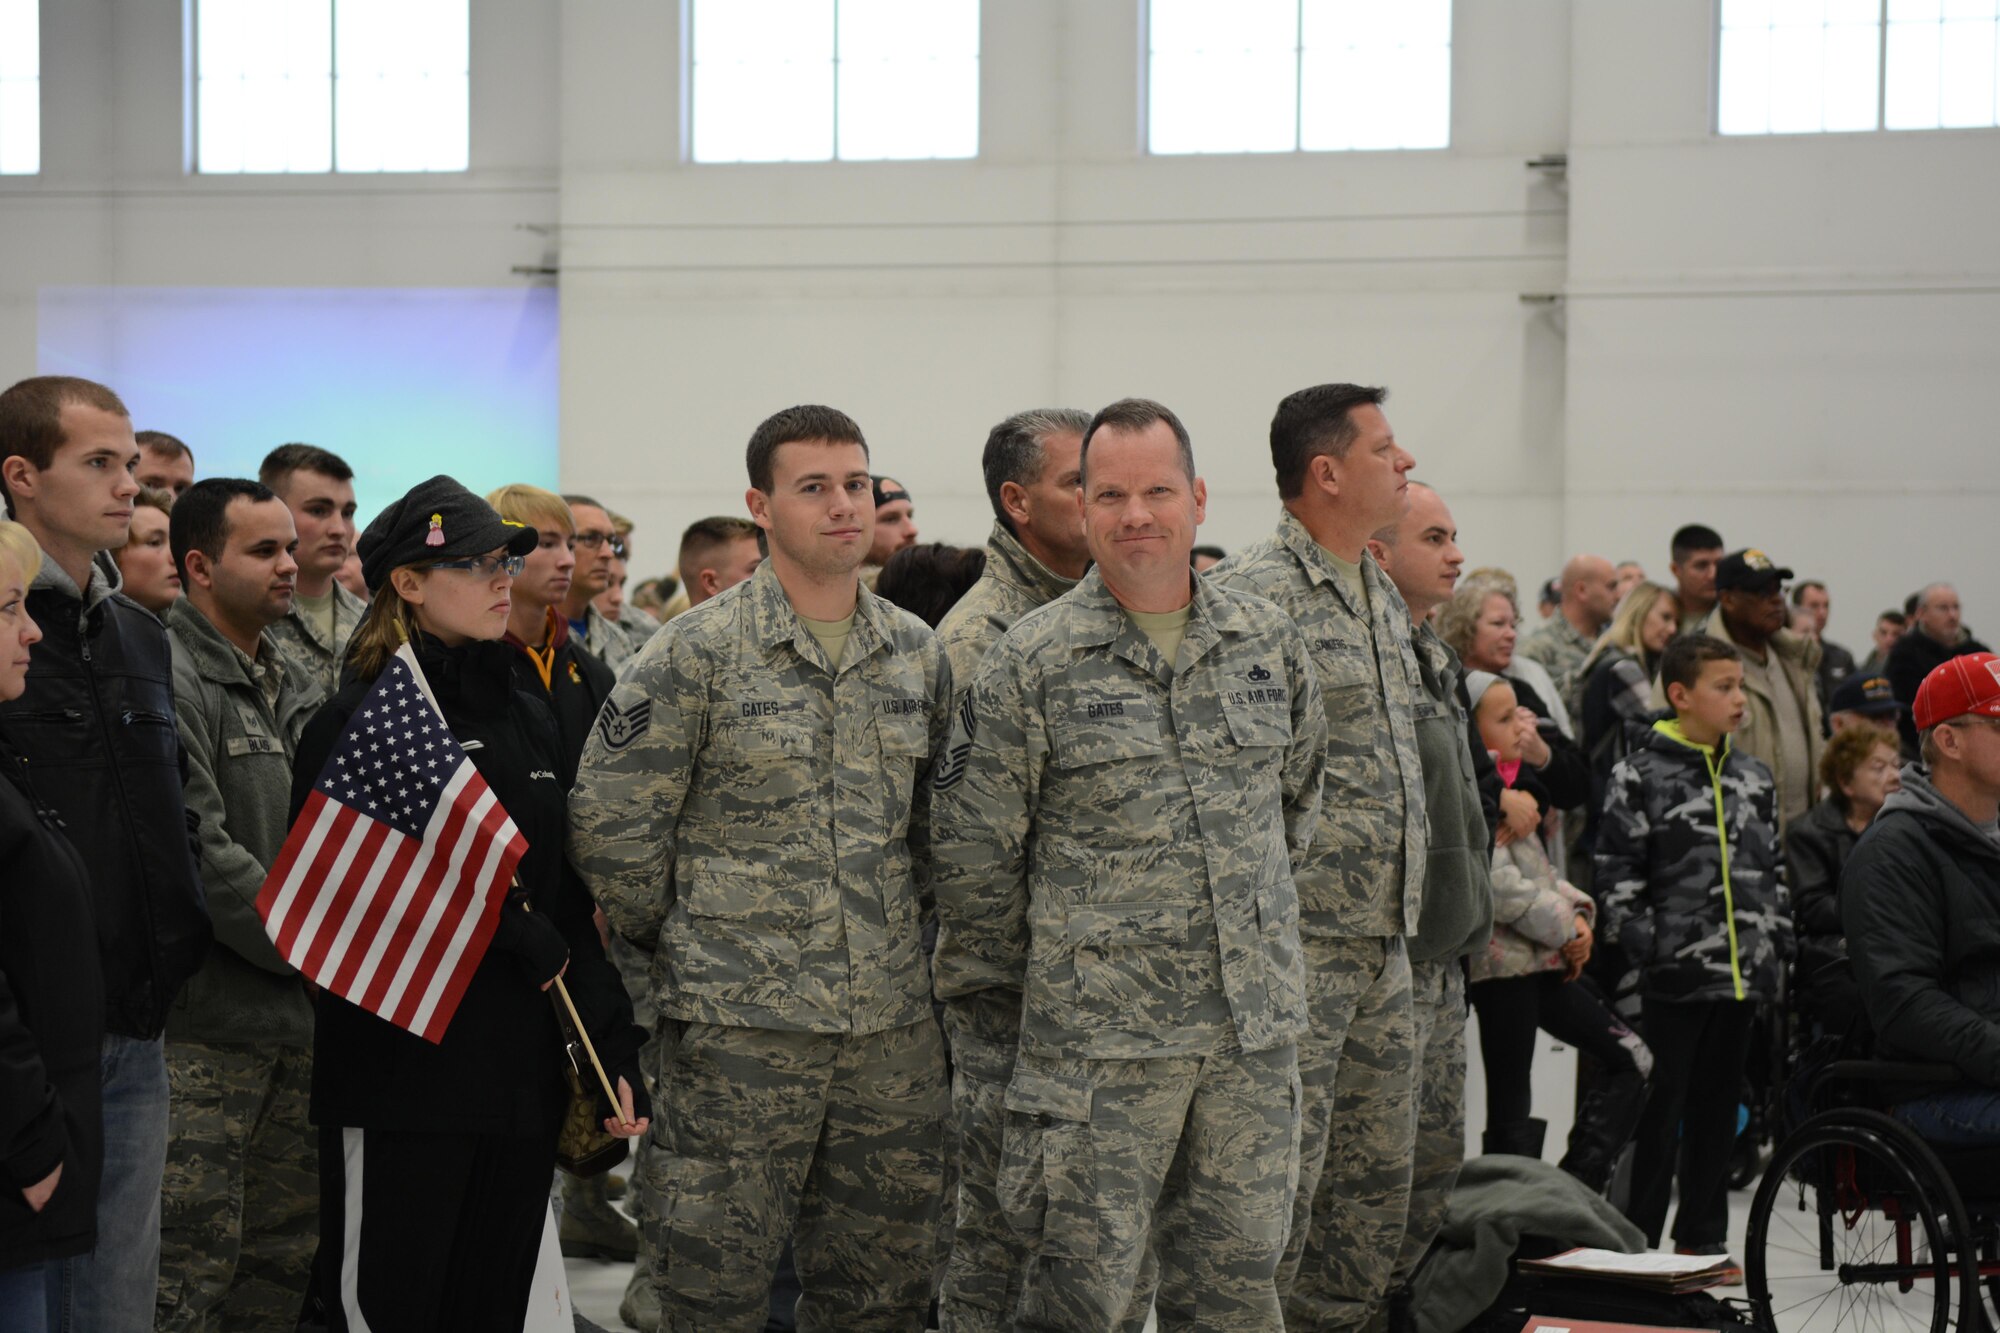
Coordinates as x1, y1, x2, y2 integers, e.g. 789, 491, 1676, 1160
37, 286, 558, 527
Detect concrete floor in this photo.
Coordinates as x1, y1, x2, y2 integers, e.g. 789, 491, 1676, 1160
566, 1024, 1949, 1333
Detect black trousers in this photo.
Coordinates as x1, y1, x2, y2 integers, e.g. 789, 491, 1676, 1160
1625, 997, 1756, 1249
319, 1125, 554, 1333
1470, 970, 1648, 1131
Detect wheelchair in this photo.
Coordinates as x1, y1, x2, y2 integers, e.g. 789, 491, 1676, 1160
1744, 1036, 2000, 1331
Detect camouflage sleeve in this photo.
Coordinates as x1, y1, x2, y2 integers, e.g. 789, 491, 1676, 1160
929, 640, 1041, 1004
1593, 757, 1651, 951
567, 630, 704, 949
1279, 622, 1328, 866
907, 641, 954, 917
171, 663, 291, 976
1755, 773, 1793, 953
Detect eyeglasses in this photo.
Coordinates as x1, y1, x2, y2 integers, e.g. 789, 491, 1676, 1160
572, 532, 626, 559
431, 553, 526, 578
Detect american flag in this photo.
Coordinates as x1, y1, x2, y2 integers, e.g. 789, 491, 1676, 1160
256, 642, 528, 1044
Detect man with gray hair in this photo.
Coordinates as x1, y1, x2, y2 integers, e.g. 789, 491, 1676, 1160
932, 406, 1120, 1330
1887, 583, 1991, 757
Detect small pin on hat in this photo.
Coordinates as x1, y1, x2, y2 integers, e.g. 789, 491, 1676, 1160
426, 513, 445, 547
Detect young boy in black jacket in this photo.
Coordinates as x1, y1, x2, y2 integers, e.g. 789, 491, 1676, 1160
1596, 635, 1789, 1274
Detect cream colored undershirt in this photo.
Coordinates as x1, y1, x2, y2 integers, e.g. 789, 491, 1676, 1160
799, 613, 855, 669
295, 586, 338, 644
1319, 545, 1371, 615
1128, 605, 1192, 669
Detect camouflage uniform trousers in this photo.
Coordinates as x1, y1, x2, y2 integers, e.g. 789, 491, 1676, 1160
1375, 959, 1467, 1331
1282, 935, 1417, 1332
157, 1040, 317, 1333
642, 1017, 948, 1333
1001, 1043, 1301, 1333
937, 999, 1156, 1333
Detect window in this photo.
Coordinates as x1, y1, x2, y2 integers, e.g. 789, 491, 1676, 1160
690, 0, 979, 163
195, 0, 468, 174
1147, 0, 1452, 155
1718, 0, 2000, 135
0, 0, 37, 175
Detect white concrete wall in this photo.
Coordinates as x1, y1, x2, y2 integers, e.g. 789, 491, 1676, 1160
1562, 3, 2000, 647
557, 0, 1576, 589
0, 0, 562, 404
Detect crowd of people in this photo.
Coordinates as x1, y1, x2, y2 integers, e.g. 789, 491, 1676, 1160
0, 371, 1995, 1333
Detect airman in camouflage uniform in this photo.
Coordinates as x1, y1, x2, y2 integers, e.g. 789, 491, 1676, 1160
263, 576, 364, 696
157, 485, 321, 1332
1367, 483, 1499, 1329
1208, 384, 1428, 1332
932, 408, 1134, 1333
933, 401, 1328, 1331
570, 409, 950, 1333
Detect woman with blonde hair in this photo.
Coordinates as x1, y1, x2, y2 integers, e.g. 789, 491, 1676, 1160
292, 478, 648, 1330
0, 519, 105, 1331
1577, 581, 1682, 791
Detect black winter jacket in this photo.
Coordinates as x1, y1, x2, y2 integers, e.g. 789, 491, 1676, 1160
1887, 629, 1993, 757
1787, 796, 1865, 1030
1843, 766, 2000, 1088
502, 612, 616, 786
0, 736, 105, 1266
291, 634, 645, 1138
0, 555, 209, 1037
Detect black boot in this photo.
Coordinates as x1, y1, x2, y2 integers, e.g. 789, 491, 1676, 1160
1560, 1067, 1649, 1193
1482, 1117, 1548, 1159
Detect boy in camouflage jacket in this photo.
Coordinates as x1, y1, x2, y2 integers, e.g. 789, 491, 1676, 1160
1595, 634, 1789, 1263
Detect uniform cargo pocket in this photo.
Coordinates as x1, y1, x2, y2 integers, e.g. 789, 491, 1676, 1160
1222, 701, 1291, 750
1067, 902, 1192, 1026
998, 1068, 1098, 1259
671, 862, 805, 1006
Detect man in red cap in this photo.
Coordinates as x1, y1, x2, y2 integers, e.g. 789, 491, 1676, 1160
1844, 652, 2000, 1144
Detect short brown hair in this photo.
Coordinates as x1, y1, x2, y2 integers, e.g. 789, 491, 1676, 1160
1821, 725, 1898, 812
134, 485, 174, 518
260, 442, 352, 491
745, 406, 868, 492
677, 515, 758, 585
1080, 398, 1194, 485
1660, 634, 1741, 698
135, 429, 192, 463
1268, 383, 1387, 500
0, 376, 131, 512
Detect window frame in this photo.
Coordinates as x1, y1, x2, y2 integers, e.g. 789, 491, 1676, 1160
0, 0, 39, 176
1713, 0, 2000, 138
190, 0, 471, 176
684, 0, 983, 165
1141, 0, 1456, 157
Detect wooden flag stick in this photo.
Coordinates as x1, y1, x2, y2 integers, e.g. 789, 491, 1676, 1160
554, 973, 636, 1131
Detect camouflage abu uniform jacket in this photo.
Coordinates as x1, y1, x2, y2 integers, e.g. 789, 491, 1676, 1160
264, 578, 366, 699
935, 522, 1079, 709
568, 562, 951, 1035
930, 569, 1328, 1061
1594, 719, 1790, 1003
1209, 511, 1427, 939
1518, 613, 1594, 724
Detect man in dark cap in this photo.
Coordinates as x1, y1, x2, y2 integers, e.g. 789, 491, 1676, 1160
1829, 673, 1902, 738
1677, 548, 1823, 832
861, 475, 918, 590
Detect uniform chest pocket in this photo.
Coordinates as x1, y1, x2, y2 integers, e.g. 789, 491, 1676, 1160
1049, 697, 1165, 771
1222, 701, 1290, 751
708, 718, 816, 760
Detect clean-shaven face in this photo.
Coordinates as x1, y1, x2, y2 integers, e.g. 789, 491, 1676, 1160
755, 440, 875, 580
1079, 422, 1205, 594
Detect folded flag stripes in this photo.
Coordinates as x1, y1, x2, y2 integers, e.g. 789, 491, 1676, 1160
256, 642, 527, 1044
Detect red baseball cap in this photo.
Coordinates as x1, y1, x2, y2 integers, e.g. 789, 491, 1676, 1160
1913, 652, 2000, 730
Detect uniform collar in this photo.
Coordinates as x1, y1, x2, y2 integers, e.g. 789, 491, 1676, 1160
985, 523, 1080, 606
168, 596, 287, 691
1062, 565, 1253, 674
746, 560, 891, 670
1274, 509, 1378, 619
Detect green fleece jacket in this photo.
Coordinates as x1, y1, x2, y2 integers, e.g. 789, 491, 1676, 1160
165, 600, 322, 1047
1408, 622, 1496, 963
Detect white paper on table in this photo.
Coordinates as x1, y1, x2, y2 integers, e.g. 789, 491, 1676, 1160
1529, 1248, 1730, 1276
524, 1201, 574, 1332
